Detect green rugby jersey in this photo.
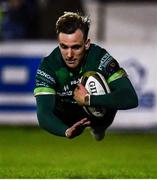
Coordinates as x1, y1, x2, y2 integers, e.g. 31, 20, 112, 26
34, 44, 126, 103
34, 43, 138, 137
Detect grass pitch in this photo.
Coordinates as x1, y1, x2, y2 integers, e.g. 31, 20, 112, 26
0, 126, 157, 179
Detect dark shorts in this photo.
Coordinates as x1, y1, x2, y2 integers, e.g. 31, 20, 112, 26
54, 101, 117, 129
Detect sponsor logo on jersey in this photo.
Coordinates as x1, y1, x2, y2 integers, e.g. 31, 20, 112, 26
61, 79, 80, 96
71, 79, 79, 85
37, 69, 55, 83
58, 91, 73, 96
63, 85, 69, 91
98, 53, 113, 71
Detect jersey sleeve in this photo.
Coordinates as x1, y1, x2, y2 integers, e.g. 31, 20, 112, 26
98, 51, 127, 83
90, 76, 138, 110
34, 57, 57, 96
36, 94, 68, 137
90, 48, 138, 109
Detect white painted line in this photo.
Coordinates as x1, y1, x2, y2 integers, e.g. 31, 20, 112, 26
0, 94, 36, 105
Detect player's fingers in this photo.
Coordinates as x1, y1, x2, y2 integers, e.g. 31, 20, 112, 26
73, 88, 77, 94
80, 118, 88, 124
73, 120, 84, 128
80, 118, 91, 127
76, 83, 82, 88
81, 117, 88, 121
73, 85, 80, 95
83, 120, 91, 126
77, 83, 86, 91
72, 118, 89, 130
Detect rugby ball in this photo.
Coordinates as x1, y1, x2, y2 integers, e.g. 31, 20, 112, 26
80, 71, 110, 118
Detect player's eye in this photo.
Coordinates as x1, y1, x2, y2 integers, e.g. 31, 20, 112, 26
72, 45, 81, 50
60, 44, 68, 49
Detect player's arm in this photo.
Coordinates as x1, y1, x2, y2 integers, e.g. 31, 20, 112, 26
89, 56, 138, 109
35, 93, 91, 138
34, 58, 90, 138
74, 56, 138, 109
35, 94, 68, 136
35, 92, 91, 138
90, 76, 138, 110
34, 58, 68, 136
74, 76, 138, 110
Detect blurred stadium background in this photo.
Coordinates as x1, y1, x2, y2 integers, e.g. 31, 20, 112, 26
0, 0, 157, 178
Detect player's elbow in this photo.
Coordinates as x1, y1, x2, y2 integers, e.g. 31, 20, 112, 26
127, 89, 139, 109
130, 96, 138, 109
118, 88, 138, 110
132, 93, 138, 108
37, 111, 46, 130
38, 119, 45, 130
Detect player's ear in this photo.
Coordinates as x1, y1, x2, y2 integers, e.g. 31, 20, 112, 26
85, 39, 90, 50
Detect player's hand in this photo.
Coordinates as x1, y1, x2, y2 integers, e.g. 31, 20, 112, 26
73, 83, 89, 106
65, 118, 91, 139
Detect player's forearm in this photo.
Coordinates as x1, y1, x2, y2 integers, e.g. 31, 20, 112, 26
90, 77, 138, 110
36, 95, 68, 137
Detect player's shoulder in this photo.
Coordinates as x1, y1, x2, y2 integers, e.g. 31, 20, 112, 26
43, 46, 61, 63
85, 44, 106, 66
85, 44, 114, 70
40, 46, 62, 69
48, 46, 61, 59
88, 44, 123, 80
88, 44, 112, 63
89, 43, 107, 55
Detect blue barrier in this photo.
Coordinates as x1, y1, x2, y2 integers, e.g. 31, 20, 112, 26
0, 56, 41, 93
0, 56, 41, 112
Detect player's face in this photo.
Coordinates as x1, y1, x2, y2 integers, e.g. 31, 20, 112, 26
58, 29, 90, 69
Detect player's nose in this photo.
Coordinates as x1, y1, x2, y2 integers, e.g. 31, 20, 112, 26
67, 48, 73, 58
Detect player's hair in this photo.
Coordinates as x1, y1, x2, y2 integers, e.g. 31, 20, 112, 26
56, 12, 90, 40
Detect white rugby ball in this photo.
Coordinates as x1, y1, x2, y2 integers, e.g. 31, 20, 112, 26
80, 71, 110, 118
